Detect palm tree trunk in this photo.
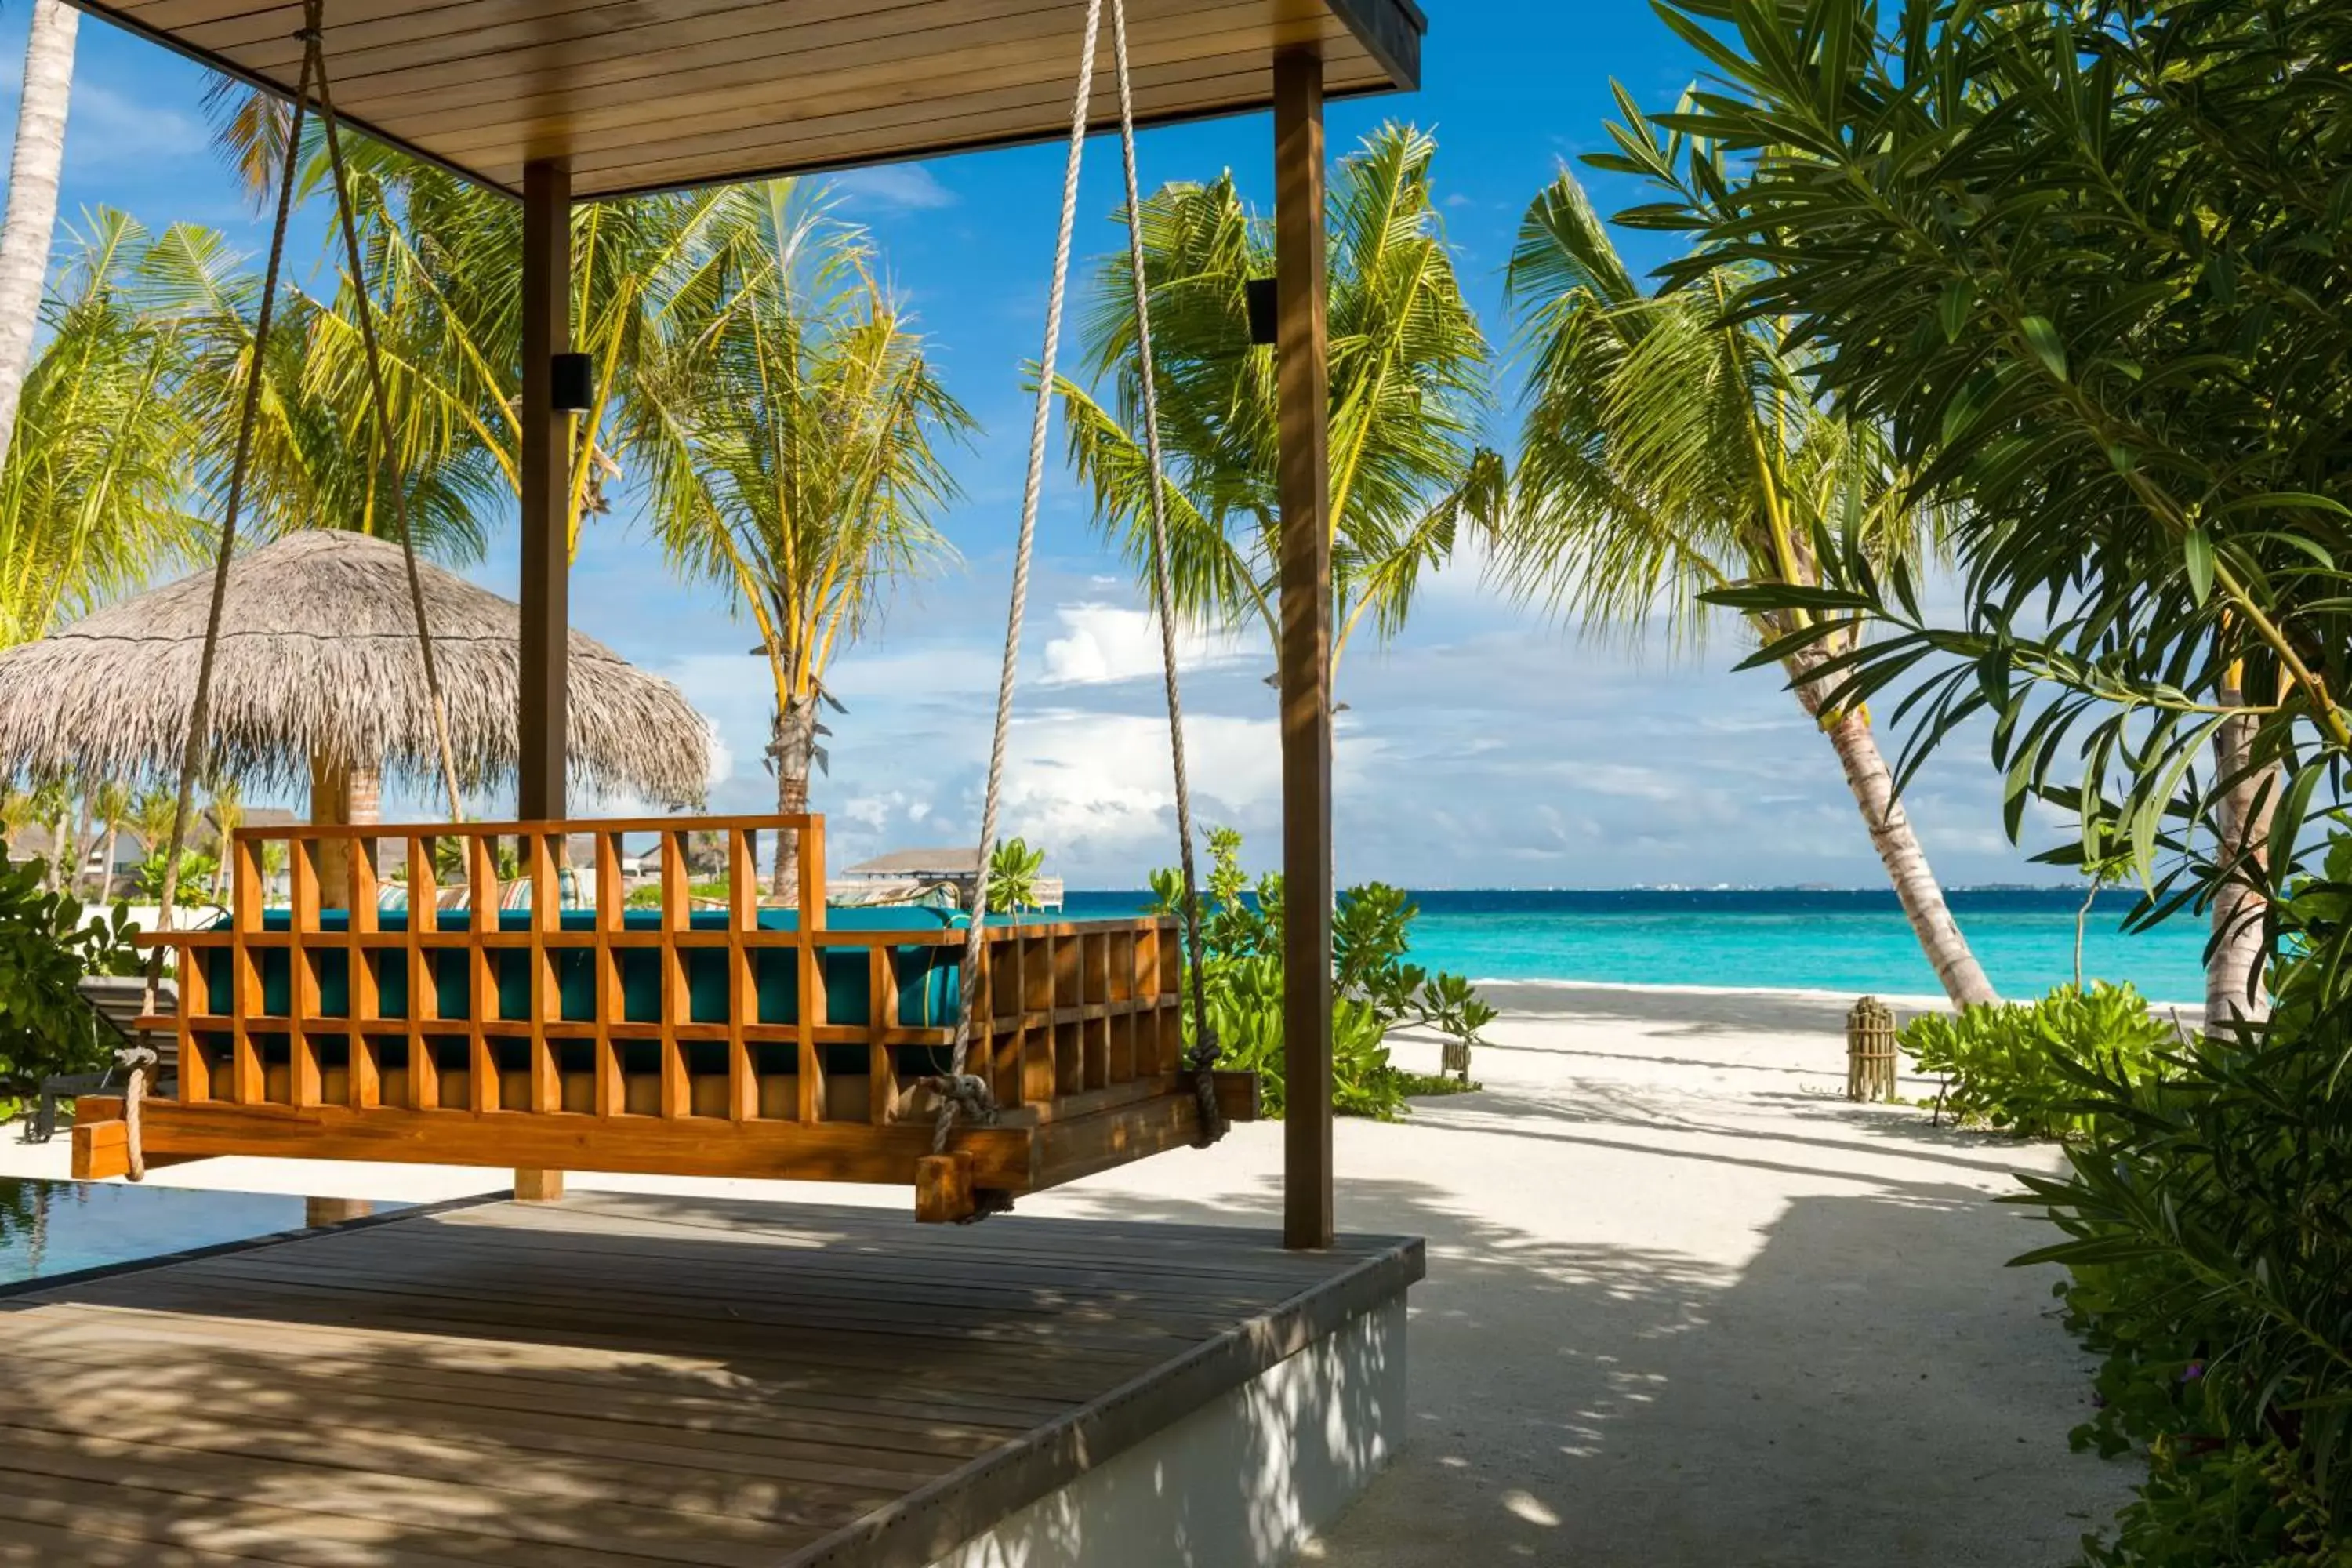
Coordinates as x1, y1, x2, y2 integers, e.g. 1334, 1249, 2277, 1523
93, 825, 116, 899
307, 753, 379, 909
2207, 686, 2274, 1027
2074, 875, 2100, 992
767, 696, 818, 902
0, 0, 78, 477
1791, 649, 1998, 1008
44, 803, 68, 892
772, 766, 809, 900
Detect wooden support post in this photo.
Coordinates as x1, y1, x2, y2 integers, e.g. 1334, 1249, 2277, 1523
517, 158, 570, 823
1274, 49, 1334, 1252
514, 1168, 565, 1203
517, 161, 570, 1202
305, 1196, 373, 1228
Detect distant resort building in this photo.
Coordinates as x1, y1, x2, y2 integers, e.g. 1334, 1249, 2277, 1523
834, 847, 1064, 911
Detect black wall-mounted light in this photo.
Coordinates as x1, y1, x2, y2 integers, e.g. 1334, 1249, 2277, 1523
550, 352, 594, 412
1245, 277, 1278, 347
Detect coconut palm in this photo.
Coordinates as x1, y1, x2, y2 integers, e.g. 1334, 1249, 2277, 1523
1494, 154, 1995, 1008
84, 778, 128, 899
132, 202, 496, 567
129, 786, 182, 874
48, 774, 85, 896
0, 0, 79, 478
0, 778, 61, 881
633, 183, 972, 897
209, 95, 742, 556
1055, 122, 1501, 684
206, 778, 242, 902
0, 212, 201, 646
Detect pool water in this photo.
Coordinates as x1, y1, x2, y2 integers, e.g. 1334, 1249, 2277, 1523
0, 1178, 316, 1286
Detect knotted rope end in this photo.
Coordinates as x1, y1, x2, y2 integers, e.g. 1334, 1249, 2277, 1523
1185, 1025, 1227, 1148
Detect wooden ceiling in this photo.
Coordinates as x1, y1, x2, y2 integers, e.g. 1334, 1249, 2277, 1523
80, 0, 1425, 199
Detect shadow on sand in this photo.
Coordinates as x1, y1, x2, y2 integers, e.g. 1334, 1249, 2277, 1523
1039, 1166, 2122, 1568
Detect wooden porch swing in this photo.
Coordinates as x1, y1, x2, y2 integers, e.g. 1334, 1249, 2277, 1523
67, 0, 1283, 1221
61, 0, 1421, 1246
75, 811, 1254, 1218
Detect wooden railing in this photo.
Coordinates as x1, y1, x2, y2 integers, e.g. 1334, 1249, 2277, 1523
138, 814, 1184, 1131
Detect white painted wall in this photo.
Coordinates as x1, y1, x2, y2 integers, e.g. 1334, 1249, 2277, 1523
932, 1298, 1408, 1568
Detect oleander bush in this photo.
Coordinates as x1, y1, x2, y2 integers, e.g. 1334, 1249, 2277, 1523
1899, 983, 2176, 1140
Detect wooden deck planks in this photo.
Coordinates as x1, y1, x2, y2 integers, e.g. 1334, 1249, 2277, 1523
0, 1192, 1420, 1567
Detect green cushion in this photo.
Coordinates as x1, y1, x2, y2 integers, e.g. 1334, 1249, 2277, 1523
201, 906, 993, 1031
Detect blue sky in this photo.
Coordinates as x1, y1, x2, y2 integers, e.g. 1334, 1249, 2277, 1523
0, 0, 2063, 889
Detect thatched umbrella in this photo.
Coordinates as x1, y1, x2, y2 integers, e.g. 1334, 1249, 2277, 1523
0, 531, 710, 818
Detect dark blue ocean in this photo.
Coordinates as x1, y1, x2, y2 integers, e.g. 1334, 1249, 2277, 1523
1061, 887, 2210, 1004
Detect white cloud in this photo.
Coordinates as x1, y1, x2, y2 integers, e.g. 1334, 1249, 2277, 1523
1040, 602, 1247, 686
839, 793, 902, 831
829, 164, 956, 212
702, 720, 734, 793
991, 709, 1383, 878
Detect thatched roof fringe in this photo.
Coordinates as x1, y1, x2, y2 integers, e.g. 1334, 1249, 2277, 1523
0, 532, 710, 806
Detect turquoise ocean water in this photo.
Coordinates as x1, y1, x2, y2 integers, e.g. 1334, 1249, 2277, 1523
1063, 887, 2210, 1005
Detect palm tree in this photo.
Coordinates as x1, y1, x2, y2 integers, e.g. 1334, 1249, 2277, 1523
209, 95, 742, 556
1496, 157, 1995, 1009
85, 778, 128, 899
206, 779, 243, 902
49, 774, 85, 896
129, 786, 182, 862
1055, 122, 1501, 686
633, 183, 972, 897
0, 778, 60, 880
0, 212, 204, 645
0, 0, 79, 477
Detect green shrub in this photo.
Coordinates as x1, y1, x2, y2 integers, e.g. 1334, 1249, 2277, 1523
131, 848, 219, 903
986, 837, 1047, 914
2011, 837, 2352, 1565
1898, 982, 2175, 1139
1149, 828, 1493, 1121
0, 858, 141, 1111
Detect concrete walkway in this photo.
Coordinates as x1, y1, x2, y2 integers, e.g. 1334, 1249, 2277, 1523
5, 982, 2132, 1566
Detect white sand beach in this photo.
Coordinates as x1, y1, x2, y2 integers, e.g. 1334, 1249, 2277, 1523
3, 984, 2134, 1566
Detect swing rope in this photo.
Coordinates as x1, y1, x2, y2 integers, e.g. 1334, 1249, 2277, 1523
125, 35, 313, 1183
934, 0, 1104, 1157
307, 0, 467, 823
124, 7, 466, 1178
935, 0, 1224, 1165
1108, 0, 1222, 1147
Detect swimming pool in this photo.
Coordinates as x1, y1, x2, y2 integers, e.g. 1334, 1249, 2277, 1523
0, 1178, 321, 1286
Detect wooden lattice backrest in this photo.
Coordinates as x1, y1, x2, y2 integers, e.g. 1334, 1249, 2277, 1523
138, 814, 1181, 1129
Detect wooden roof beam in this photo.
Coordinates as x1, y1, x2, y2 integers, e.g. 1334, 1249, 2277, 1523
1327, 0, 1425, 91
